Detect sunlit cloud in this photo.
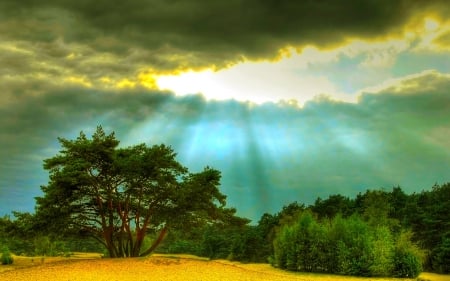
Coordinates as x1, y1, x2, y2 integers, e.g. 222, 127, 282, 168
152, 29, 425, 105
150, 14, 450, 106
357, 69, 450, 95
64, 76, 92, 87
156, 65, 339, 105
409, 17, 450, 52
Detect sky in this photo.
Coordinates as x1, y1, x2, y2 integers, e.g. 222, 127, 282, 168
1, 0, 449, 221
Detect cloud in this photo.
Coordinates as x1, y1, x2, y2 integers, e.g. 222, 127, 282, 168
2, 0, 449, 111
1, 0, 448, 72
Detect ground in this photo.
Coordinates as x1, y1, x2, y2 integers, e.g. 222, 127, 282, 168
0, 254, 448, 281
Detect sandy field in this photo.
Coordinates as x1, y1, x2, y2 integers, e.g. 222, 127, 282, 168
0, 254, 448, 281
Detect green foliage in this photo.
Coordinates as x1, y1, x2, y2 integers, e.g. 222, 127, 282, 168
370, 226, 395, 276
431, 235, 450, 273
199, 225, 238, 260
330, 215, 373, 276
1, 247, 13, 265
301, 217, 329, 272
308, 183, 450, 273
273, 224, 292, 269
34, 236, 69, 257
34, 236, 52, 256
256, 213, 278, 260
35, 126, 236, 258
169, 240, 200, 255
361, 190, 392, 228
273, 211, 329, 272
392, 231, 423, 278
229, 226, 266, 263
273, 212, 423, 277
312, 195, 353, 219
409, 183, 450, 271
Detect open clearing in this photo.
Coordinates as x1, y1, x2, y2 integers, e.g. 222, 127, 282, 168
0, 254, 448, 281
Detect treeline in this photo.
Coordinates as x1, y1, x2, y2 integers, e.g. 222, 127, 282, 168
0, 212, 104, 257
156, 183, 450, 276
1, 183, 449, 276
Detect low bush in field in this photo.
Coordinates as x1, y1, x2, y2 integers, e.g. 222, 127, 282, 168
272, 211, 423, 278
1, 247, 13, 265
392, 231, 423, 278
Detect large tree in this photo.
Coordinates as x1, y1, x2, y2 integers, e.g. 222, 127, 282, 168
36, 126, 238, 257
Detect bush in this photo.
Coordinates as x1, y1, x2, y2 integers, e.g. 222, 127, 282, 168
272, 225, 291, 269
330, 215, 373, 276
167, 240, 201, 255
229, 226, 266, 263
393, 250, 422, 278
393, 232, 423, 278
273, 213, 423, 277
1, 247, 13, 265
33, 236, 69, 256
370, 226, 395, 276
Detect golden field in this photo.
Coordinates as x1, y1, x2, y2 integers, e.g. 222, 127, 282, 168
0, 254, 448, 281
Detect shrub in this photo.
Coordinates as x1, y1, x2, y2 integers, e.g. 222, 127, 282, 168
370, 226, 395, 276
34, 236, 52, 256
393, 250, 422, 278
393, 231, 423, 278
1, 247, 13, 265
229, 227, 266, 263
273, 213, 424, 278
330, 215, 373, 276
273, 225, 291, 269
167, 240, 200, 255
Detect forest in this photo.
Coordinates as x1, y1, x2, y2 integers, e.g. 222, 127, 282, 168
0, 127, 449, 278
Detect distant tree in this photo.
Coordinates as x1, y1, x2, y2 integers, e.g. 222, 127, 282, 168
255, 213, 279, 261
277, 201, 305, 226
414, 183, 450, 249
158, 210, 249, 259
35, 126, 237, 257
311, 194, 353, 219
0, 213, 36, 256
361, 190, 395, 228
407, 183, 450, 271
431, 233, 450, 273
388, 186, 408, 224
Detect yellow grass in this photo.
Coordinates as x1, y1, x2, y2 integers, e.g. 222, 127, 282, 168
0, 254, 448, 281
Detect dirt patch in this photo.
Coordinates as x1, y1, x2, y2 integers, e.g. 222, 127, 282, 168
0, 255, 447, 281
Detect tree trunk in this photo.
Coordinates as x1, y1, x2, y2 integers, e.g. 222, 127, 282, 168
132, 230, 144, 257
103, 227, 118, 258
139, 227, 168, 257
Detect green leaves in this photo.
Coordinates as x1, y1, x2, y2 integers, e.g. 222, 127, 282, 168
36, 125, 231, 257
272, 212, 423, 277
1, 247, 13, 265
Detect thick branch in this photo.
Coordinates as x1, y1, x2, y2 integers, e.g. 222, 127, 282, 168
139, 227, 168, 257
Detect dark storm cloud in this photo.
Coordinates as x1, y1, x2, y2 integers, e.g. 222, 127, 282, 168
1, 0, 448, 70
1, 71, 449, 219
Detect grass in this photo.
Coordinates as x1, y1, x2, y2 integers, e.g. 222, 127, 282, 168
0, 253, 448, 281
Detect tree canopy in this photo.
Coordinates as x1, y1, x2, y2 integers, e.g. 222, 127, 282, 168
35, 126, 241, 257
